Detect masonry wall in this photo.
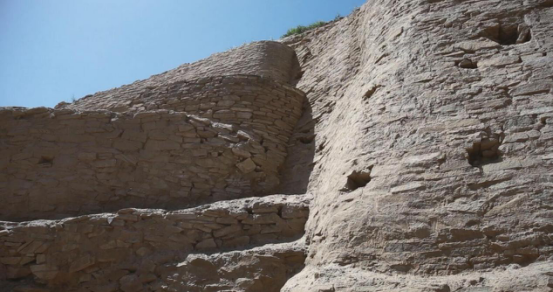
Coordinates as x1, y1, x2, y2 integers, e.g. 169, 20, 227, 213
0, 76, 305, 221
59, 41, 301, 113
0, 195, 309, 287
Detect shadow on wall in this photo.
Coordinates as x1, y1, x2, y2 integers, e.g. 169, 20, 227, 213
277, 100, 315, 195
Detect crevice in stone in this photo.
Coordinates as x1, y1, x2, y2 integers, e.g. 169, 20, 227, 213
342, 169, 372, 191
277, 97, 314, 195
363, 85, 380, 100
468, 176, 511, 190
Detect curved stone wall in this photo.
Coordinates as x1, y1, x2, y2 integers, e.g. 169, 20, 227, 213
0, 76, 305, 221
58, 41, 300, 113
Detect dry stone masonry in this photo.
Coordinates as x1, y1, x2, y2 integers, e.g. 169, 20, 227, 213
0, 195, 309, 290
1, 75, 304, 221
0, 41, 312, 291
2, 1, 553, 291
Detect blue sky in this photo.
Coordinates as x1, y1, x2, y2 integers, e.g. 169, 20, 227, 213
0, 0, 365, 108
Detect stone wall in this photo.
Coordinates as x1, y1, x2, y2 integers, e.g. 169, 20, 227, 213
64, 74, 304, 118
58, 41, 301, 112
0, 194, 310, 289
0, 76, 305, 221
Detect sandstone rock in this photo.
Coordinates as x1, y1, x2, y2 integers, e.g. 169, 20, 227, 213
236, 158, 257, 174
2, 1, 553, 291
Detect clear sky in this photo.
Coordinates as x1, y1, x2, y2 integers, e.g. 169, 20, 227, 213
0, 0, 366, 108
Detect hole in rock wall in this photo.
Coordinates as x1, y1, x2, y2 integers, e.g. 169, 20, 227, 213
466, 132, 503, 167
343, 170, 372, 191
38, 156, 54, 166
465, 219, 481, 227
457, 58, 478, 69
363, 85, 381, 100
482, 22, 532, 45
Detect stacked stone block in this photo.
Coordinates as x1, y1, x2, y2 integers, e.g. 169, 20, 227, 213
0, 195, 310, 288
0, 75, 305, 221
0, 39, 310, 291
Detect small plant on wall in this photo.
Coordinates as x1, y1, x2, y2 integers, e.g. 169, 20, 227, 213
282, 21, 328, 37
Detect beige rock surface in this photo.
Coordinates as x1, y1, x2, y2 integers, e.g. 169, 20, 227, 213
0, 75, 304, 221
1, 0, 553, 291
280, 0, 553, 290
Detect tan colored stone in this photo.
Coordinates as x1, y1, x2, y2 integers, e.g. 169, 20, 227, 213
236, 158, 257, 173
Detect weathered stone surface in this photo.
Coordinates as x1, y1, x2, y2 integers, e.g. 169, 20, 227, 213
0, 75, 305, 221
279, 0, 553, 290
2, 0, 553, 290
0, 195, 310, 290
159, 241, 307, 292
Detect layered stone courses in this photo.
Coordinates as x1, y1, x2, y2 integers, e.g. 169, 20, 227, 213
0, 75, 305, 221
0, 194, 310, 289
61, 74, 304, 117
57, 41, 301, 112
0, 39, 312, 291
3, 0, 553, 290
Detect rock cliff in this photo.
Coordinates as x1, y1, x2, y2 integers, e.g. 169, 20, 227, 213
1, 0, 553, 291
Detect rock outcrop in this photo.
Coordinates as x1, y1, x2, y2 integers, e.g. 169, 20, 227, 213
280, 0, 553, 290
1, 0, 553, 291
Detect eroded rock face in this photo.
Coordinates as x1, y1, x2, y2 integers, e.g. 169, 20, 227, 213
280, 0, 553, 290
156, 242, 306, 292
2, 0, 553, 291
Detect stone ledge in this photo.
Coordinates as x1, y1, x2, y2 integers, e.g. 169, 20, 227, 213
0, 194, 311, 287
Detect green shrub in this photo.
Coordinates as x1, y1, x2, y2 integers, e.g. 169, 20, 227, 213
282, 21, 328, 38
